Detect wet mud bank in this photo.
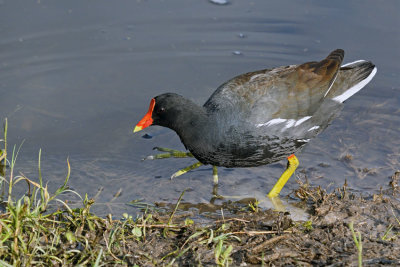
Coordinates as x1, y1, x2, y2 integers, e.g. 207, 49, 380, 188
124, 175, 400, 266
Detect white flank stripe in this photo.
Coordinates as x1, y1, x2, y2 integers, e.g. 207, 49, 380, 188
297, 139, 310, 142
294, 116, 312, 126
285, 119, 296, 128
284, 116, 312, 129
333, 67, 377, 103
307, 126, 320, 132
256, 118, 287, 127
256, 116, 313, 130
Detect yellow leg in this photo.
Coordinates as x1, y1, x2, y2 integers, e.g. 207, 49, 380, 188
267, 154, 299, 198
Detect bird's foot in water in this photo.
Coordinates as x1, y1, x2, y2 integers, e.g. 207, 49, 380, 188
169, 162, 223, 202
143, 147, 194, 160
143, 148, 221, 197
142, 147, 208, 180
170, 161, 203, 179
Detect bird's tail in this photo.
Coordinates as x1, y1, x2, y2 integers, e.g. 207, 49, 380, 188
326, 60, 377, 103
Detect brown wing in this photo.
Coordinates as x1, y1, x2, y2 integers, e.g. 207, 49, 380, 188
204, 49, 344, 121
270, 49, 344, 118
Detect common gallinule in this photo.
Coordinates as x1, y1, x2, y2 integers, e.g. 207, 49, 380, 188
134, 49, 376, 197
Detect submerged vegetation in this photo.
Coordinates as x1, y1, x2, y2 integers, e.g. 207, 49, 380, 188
0, 118, 399, 266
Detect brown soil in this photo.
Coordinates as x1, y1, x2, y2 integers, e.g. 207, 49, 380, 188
120, 176, 400, 266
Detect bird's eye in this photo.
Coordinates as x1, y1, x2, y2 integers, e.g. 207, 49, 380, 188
157, 107, 165, 114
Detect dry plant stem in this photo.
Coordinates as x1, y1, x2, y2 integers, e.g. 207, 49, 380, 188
103, 232, 121, 262
135, 224, 187, 228
251, 235, 288, 253
215, 218, 251, 223
232, 230, 293, 235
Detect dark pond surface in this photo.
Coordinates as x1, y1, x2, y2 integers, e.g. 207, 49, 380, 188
1, 0, 399, 216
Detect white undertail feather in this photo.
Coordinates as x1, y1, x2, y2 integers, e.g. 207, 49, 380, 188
341, 60, 368, 67
307, 126, 320, 132
333, 61, 377, 103
255, 60, 376, 130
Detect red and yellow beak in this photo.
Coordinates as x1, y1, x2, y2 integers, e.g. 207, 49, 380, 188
133, 98, 155, 133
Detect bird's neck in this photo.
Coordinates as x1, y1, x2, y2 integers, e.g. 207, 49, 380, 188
168, 100, 212, 151
170, 100, 208, 132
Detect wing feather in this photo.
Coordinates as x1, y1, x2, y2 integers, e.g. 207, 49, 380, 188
204, 49, 344, 124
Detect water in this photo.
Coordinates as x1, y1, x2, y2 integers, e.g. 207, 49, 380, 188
0, 0, 399, 216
